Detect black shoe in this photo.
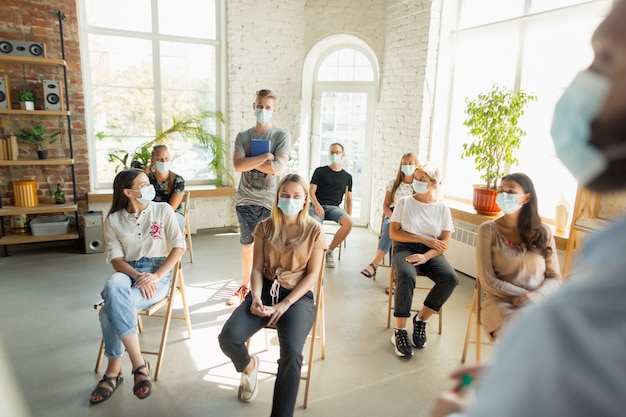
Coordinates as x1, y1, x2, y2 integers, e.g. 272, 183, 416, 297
391, 329, 413, 357
412, 314, 427, 348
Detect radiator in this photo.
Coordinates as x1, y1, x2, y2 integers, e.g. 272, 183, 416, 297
447, 220, 478, 278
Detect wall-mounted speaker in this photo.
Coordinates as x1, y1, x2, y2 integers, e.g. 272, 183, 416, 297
0, 75, 9, 110
83, 211, 105, 254
42, 79, 63, 111
0, 39, 46, 58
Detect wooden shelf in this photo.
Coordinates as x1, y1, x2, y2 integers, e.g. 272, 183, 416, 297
0, 203, 77, 216
0, 230, 79, 245
0, 109, 70, 116
0, 55, 66, 66
0, 158, 73, 166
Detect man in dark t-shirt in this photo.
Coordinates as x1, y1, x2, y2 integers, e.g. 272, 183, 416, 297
309, 142, 353, 268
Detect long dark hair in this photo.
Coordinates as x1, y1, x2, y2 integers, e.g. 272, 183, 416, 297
109, 168, 143, 215
503, 173, 552, 257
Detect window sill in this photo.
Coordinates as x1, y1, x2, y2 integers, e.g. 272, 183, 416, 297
87, 185, 235, 204
445, 198, 569, 251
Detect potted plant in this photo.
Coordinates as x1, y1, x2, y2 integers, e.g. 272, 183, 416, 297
462, 85, 536, 214
17, 90, 35, 110
18, 124, 60, 159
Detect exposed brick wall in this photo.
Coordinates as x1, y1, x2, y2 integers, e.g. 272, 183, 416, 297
0, 0, 88, 212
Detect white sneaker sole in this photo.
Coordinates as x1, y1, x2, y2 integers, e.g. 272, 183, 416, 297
390, 333, 413, 357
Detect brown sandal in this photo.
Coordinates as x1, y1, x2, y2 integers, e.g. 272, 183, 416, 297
132, 362, 152, 400
90, 371, 123, 405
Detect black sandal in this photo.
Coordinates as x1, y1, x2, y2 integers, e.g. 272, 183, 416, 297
132, 362, 152, 400
360, 263, 377, 278
90, 371, 123, 405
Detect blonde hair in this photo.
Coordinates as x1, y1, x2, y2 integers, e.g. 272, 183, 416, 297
147, 144, 175, 194
390, 153, 419, 199
419, 162, 441, 186
255, 89, 277, 103
268, 174, 311, 243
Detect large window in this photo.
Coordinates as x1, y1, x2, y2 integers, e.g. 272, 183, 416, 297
79, 0, 222, 187
432, 0, 611, 220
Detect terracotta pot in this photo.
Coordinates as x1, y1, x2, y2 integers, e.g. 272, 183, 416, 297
472, 185, 500, 215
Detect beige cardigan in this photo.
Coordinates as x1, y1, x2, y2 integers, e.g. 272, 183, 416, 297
476, 220, 562, 334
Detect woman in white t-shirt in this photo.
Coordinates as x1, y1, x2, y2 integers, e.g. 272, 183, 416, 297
360, 153, 418, 278
389, 162, 458, 358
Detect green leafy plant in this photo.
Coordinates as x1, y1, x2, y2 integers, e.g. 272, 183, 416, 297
462, 85, 537, 190
102, 111, 233, 186
18, 125, 60, 150
17, 90, 35, 102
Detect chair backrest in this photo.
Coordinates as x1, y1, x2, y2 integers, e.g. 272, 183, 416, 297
181, 191, 191, 217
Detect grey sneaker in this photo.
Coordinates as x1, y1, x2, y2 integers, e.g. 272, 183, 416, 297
238, 355, 259, 402
391, 329, 413, 357
412, 314, 427, 348
325, 250, 335, 268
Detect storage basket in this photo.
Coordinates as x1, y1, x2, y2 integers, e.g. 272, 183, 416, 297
12, 180, 39, 207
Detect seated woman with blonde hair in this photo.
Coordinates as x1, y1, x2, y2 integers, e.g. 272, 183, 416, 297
476, 172, 562, 338
146, 144, 186, 229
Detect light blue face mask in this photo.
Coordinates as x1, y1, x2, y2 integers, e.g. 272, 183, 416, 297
496, 192, 522, 214
329, 153, 343, 165
277, 197, 305, 217
155, 161, 171, 174
132, 184, 156, 205
254, 109, 273, 124
551, 70, 611, 185
401, 165, 416, 176
412, 179, 428, 194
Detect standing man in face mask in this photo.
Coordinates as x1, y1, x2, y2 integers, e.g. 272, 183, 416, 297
230, 89, 291, 306
431, 2, 626, 416
308, 143, 353, 268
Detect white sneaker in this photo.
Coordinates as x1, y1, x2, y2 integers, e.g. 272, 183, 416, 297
325, 250, 335, 268
238, 355, 259, 402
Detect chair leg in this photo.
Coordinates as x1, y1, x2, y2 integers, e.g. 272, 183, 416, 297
94, 339, 105, 373
186, 229, 194, 263
386, 268, 395, 328
461, 288, 477, 363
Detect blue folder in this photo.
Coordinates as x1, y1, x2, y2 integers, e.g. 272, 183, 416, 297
251, 139, 271, 156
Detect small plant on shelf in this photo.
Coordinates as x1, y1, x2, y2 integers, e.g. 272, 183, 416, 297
17, 90, 36, 110
18, 125, 60, 159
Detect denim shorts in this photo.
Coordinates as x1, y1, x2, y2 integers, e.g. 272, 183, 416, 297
308, 204, 348, 224
236, 204, 271, 245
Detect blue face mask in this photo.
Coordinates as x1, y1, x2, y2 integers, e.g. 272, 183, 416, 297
254, 109, 273, 124
132, 184, 156, 205
551, 70, 611, 186
412, 179, 428, 194
155, 161, 171, 174
277, 197, 305, 217
401, 165, 416, 176
329, 153, 343, 165
496, 192, 523, 214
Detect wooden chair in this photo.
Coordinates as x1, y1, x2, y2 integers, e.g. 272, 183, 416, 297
322, 186, 349, 261
181, 191, 194, 263
461, 278, 495, 364
246, 251, 326, 408
94, 260, 192, 381
386, 262, 443, 333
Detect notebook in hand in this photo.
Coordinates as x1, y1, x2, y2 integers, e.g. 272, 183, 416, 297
251, 139, 271, 156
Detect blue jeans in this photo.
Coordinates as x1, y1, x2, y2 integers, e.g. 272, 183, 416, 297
99, 257, 172, 358
308, 204, 348, 224
392, 242, 458, 317
378, 217, 392, 253
219, 278, 315, 417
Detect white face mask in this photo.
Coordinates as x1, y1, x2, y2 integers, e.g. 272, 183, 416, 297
329, 153, 343, 165
496, 192, 523, 214
412, 179, 428, 194
277, 197, 305, 217
155, 161, 171, 174
401, 165, 416, 176
131, 184, 156, 205
254, 109, 273, 124
551, 70, 611, 185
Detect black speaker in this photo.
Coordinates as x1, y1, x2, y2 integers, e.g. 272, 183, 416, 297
0, 75, 9, 110
42, 80, 63, 111
83, 211, 105, 254
0, 39, 45, 58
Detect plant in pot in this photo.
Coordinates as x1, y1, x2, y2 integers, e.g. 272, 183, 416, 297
462, 85, 537, 214
17, 90, 36, 110
18, 124, 60, 159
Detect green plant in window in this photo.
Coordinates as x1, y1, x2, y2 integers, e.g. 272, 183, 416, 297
101, 111, 233, 186
462, 85, 537, 190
